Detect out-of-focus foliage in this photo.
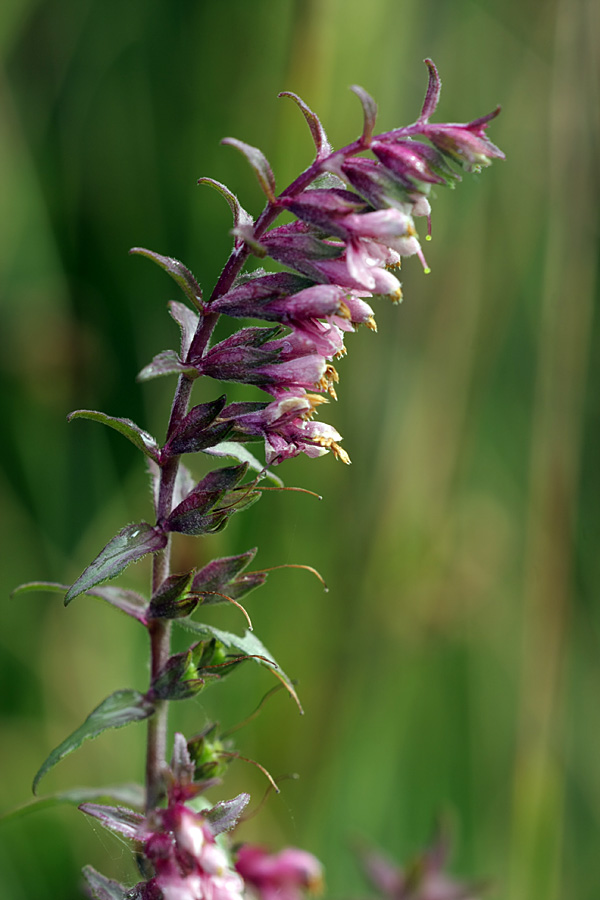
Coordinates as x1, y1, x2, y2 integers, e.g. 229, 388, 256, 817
1, 1, 598, 899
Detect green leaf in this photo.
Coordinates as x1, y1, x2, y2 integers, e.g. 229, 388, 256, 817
130, 246, 204, 311
0, 784, 144, 823
174, 620, 302, 712
33, 690, 155, 793
65, 523, 167, 605
203, 441, 283, 486
67, 410, 160, 461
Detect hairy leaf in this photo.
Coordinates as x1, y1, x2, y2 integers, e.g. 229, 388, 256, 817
79, 802, 145, 840
0, 783, 144, 822
82, 866, 129, 900
350, 84, 378, 143
33, 690, 155, 793
65, 523, 167, 605
205, 792, 251, 834
137, 349, 198, 382
130, 247, 204, 311
67, 410, 160, 462
222, 138, 276, 201
278, 91, 331, 160
419, 58, 442, 121
197, 177, 254, 236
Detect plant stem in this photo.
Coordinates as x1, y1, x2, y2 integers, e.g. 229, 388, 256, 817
143, 137, 376, 808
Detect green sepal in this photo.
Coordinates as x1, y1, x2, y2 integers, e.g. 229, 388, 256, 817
33, 690, 155, 793
174, 620, 302, 713
148, 571, 197, 619
67, 410, 161, 462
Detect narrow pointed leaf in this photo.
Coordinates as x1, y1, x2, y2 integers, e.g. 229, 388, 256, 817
65, 523, 167, 604
0, 784, 144, 823
11, 581, 148, 624
205, 792, 251, 834
197, 177, 254, 234
419, 58, 442, 121
130, 247, 204, 311
174, 620, 302, 712
351, 85, 378, 143
79, 803, 146, 840
67, 410, 160, 462
203, 441, 283, 486
222, 137, 276, 201
169, 300, 200, 359
33, 690, 155, 793
82, 866, 129, 900
278, 92, 331, 160
137, 349, 198, 382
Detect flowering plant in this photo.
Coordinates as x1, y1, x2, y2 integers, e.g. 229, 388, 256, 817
12, 59, 502, 899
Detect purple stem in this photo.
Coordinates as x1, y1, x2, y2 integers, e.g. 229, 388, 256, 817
143, 118, 425, 810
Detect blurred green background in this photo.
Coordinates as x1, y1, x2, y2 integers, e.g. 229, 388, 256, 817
1, 0, 598, 897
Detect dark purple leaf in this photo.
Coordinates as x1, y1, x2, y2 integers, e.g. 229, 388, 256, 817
419, 58, 442, 122
137, 349, 199, 382
129, 247, 204, 311
165, 396, 231, 455
221, 138, 276, 201
79, 803, 145, 840
33, 690, 155, 793
65, 523, 167, 605
278, 91, 331, 160
67, 410, 160, 462
192, 549, 257, 594
350, 84, 378, 143
205, 792, 251, 834
165, 508, 230, 536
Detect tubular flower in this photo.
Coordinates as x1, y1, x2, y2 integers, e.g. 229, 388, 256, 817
137, 60, 502, 467
236, 845, 324, 900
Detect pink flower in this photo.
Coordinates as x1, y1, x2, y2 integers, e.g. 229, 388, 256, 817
236, 845, 324, 900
